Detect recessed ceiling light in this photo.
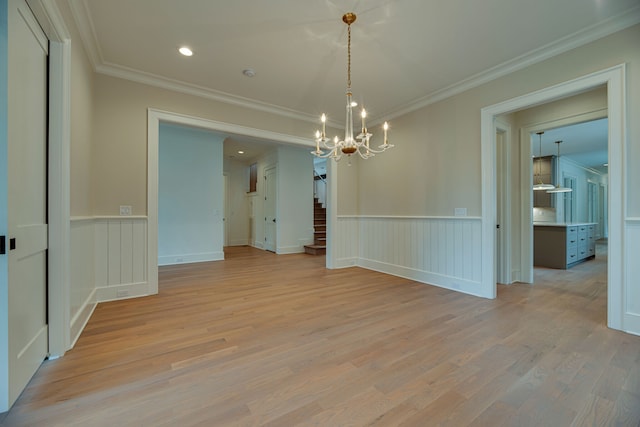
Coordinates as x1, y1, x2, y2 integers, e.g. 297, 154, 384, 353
238, 150, 245, 154
178, 47, 193, 57
242, 68, 256, 78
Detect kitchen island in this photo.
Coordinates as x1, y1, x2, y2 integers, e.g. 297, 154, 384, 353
533, 222, 597, 269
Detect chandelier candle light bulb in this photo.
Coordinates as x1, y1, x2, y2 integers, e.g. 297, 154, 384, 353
312, 12, 394, 161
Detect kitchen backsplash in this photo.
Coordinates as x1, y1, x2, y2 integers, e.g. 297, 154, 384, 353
533, 207, 556, 223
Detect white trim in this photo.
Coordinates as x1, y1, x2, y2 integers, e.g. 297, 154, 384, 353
67, 0, 640, 126
29, 0, 69, 41
337, 215, 482, 220
69, 288, 96, 348
359, 258, 485, 298
562, 155, 608, 175
334, 257, 358, 269
95, 281, 150, 303
158, 252, 224, 266
66, 0, 101, 69
149, 109, 311, 147
382, 7, 640, 121
495, 119, 512, 285
325, 159, 338, 269
276, 245, 306, 255
481, 64, 626, 331
88, 215, 148, 220
27, 0, 73, 357
46, 39, 71, 357
99, 63, 321, 126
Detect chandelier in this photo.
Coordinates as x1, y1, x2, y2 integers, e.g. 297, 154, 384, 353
312, 12, 393, 162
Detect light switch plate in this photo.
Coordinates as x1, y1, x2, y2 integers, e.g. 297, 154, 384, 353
454, 208, 467, 217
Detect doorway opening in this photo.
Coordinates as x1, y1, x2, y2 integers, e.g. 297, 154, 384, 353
147, 110, 319, 294
481, 64, 625, 331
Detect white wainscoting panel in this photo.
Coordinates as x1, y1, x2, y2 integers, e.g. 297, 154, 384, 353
334, 217, 359, 268
335, 216, 483, 296
624, 218, 640, 335
94, 217, 149, 302
70, 218, 97, 346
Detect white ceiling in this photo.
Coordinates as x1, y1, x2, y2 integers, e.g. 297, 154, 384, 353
532, 118, 608, 172
68, 0, 638, 164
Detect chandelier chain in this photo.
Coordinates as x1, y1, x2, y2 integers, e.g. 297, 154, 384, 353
347, 23, 351, 90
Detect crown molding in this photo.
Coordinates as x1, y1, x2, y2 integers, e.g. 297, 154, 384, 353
67, 0, 103, 70
27, 0, 70, 42
96, 61, 320, 125
67, 1, 640, 126
381, 5, 640, 121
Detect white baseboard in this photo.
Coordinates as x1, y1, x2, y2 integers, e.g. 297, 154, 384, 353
158, 251, 224, 266
334, 257, 358, 268
96, 281, 152, 303
228, 239, 249, 246
69, 287, 97, 349
277, 245, 305, 255
358, 257, 484, 298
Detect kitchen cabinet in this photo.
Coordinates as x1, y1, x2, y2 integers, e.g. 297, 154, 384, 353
533, 223, 596, 269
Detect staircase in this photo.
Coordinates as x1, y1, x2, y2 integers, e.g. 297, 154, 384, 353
304, 197, 326, 255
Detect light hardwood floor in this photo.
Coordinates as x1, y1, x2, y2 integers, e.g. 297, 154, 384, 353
2, 244, 639, 426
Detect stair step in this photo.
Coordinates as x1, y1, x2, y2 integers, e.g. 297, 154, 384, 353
304, 244, 326, 256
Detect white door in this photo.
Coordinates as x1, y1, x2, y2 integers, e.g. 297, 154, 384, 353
264, 166, 276, 252
6, 0, 49, 408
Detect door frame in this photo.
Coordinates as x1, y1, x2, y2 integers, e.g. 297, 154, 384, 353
263, 165, 277, 252
481, 64, 625, 330
495, 119, 512, 285
15, 1, 71, 358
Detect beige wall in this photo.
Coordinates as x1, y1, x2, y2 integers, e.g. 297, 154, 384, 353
356, 24, 639, 218
58, 0, 94, 217
71, 21, 639, 223
90, 75, 315, 215
336, 156, 360, 215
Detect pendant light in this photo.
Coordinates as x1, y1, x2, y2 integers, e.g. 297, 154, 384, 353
546, 140, 572, 193
533, 131, 554, 191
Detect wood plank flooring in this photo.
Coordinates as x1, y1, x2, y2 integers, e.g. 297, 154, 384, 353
2, 244, 639, 426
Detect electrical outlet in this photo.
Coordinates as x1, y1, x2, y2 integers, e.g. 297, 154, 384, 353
116, 289, 129, 298
454, 208, 467, 217
119, 205, 132, 216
